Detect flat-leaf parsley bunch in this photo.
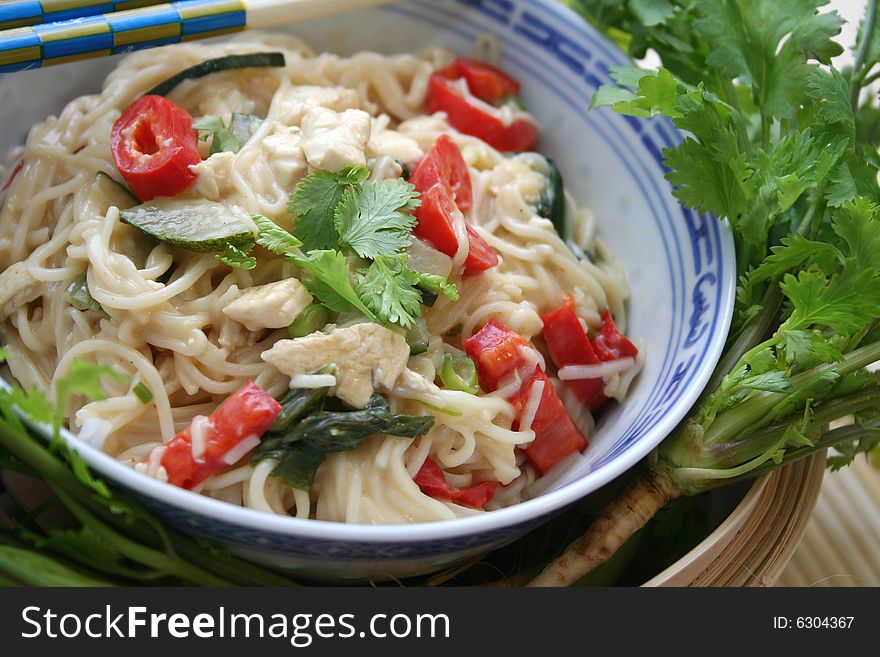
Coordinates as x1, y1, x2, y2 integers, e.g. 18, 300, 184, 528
526, 0, 880, 586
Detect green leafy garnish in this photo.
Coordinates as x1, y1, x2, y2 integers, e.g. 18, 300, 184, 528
215, 243, 256, 270
292, 249, 377, 319
354, 254, 423, 328
193, 116, 241, 155
253, 214, 302, 255
334, 179, 419, 259
289, 166, 369, 251
354, 255, 458, 329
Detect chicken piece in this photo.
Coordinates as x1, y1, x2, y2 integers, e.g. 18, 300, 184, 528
222, 278, 313, 332
0, 262, 43, 321
261, 323, 409, 408
300, 107, 372, 172
261, 128, 308, 190
188, 151, 235, 201
272, 85, 360, 126
369, 128, 424, 165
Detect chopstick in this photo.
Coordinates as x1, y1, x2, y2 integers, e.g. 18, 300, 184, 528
0, 1, 167, 31
0, 0, 398, 73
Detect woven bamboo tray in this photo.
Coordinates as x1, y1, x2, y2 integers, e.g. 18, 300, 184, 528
645, 453, 826, 586
777, 457, 880, 586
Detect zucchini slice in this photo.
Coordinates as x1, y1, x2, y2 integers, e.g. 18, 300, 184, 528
85, 172, 137, 217
147, 52, 286, 97
533, 156, 566, 237
119, 200, 257, 253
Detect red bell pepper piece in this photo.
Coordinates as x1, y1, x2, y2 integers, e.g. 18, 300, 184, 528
409, 134, 473, 211
427, 73, 539, 152
593, 310, 639, 361
160, 381, 282, 490
541, 299, 639, 411
441, 58, 521, 103
110, 95, 201, 201
413, 179, 498, 277
463, 319, 587, 474
541, 295, 607, 410
413, 457, 497, 509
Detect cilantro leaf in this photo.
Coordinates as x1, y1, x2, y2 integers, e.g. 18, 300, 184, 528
592, 67, 680, 118
695, 0, 843, 119
779, 329, 843, 368
832, 197, 880, 270
749, 234, 842, 285
335, 179, 419, 259
292, 249, 376, 319
354, 254, 423, 328
289, 166, 370, 252
215, 244, 256, 270
630, 0, 675, 27
805, 67, 855, 144
781, 266, 880, 335
253, 214, 302, 255
193, 116, 241, 155
55, 361, 125, 419
740, 371, 791, 393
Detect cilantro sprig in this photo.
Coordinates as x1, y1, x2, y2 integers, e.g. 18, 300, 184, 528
523, 0, 880, 587
581, 0, 880, 480
253, 167, 456, 330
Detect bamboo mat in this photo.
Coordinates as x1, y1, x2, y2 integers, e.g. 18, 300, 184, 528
776, 458, 880, 586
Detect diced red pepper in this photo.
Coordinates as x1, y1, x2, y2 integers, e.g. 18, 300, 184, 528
510, 370, 589, 475
462, 318, 530, 390
541, 295, 607, 410
413, 179, 498, 277
110, 95, 201, 201
409, 134, 473, 211
463, 319, 587, 474
413, 457, 497, 509
441, 58, 521, 103
541, 300, 639, 412
593, 310, 639, 361
160, 381, 282, 490
427, 73, 539, 152
462, 225, 499, 276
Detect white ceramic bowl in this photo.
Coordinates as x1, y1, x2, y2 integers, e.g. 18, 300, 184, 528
0, 0, 735, 581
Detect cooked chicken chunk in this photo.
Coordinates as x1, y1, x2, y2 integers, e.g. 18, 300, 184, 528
0, 262, 43, 321
369, 128, 424, 164
300, 107, 372, 172
222, 278, 313, 332
261, 323, 409, 408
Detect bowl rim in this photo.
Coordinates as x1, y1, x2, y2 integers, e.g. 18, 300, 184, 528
0, 0, 737, 544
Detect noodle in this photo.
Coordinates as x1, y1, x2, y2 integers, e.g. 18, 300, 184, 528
0, 34, 642, 524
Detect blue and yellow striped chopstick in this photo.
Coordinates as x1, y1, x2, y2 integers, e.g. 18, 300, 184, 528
0, 0, 396, 72
0, 1, 165, 31
0, 0, 245, 71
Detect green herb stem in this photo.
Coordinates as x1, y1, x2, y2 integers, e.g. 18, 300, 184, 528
851, 0, 879, 108
700, 340, 880, 448
50, 486, 232, 587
